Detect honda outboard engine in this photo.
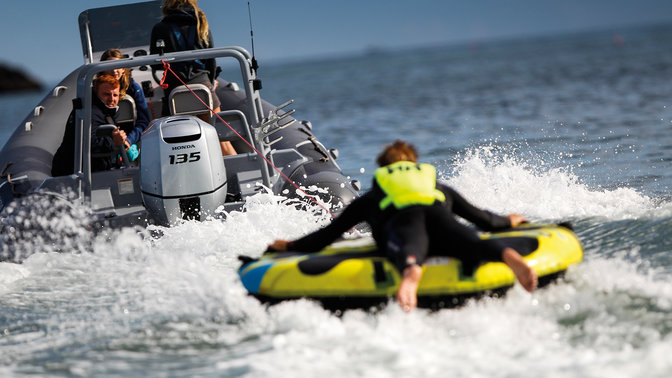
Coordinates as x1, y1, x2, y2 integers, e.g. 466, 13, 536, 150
140, 116, 227, 225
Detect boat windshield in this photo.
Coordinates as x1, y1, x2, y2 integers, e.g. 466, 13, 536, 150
78, 1, 162, 64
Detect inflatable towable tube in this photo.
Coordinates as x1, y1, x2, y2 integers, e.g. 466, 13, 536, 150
238, 224, 583, 311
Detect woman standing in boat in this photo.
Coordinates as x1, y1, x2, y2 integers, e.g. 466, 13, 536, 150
150, 0, 236, 155
268, 140, 537, 312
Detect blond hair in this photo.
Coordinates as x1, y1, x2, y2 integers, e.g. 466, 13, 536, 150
162, 0, 210, 46
100, 49, 131, 97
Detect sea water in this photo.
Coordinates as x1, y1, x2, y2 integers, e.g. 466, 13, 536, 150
2, 23, 672, 377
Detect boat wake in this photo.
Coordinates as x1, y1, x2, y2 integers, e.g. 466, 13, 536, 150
0, 191, 94, 262
440, 145, 672, 221
2, 144, 667, 266
2, 149, 672, 376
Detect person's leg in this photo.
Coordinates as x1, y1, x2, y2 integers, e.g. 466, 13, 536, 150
397, 263, 423, 312
196, 100, 219, 124
385, 207, 429, 312
425, 206, 538, 292
501, 248, 537, 292
195, 105, 237, 156
210, 105, 237, 156
219, 141, 236, 156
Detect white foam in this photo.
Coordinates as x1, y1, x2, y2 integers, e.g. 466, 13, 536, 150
440, 145, 669, 221
0, 262, 30, 293
1, 168, 671, 376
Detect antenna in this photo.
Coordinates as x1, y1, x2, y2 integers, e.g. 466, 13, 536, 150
247, 1, 259, 74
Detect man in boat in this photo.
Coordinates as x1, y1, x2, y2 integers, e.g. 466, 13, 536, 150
52, 75, 129, 176
268, 140, 537, 312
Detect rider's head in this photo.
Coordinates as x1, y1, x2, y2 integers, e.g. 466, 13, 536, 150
376, 140, 418, 167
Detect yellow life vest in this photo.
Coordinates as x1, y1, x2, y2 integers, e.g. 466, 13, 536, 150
374, 161, 446, 210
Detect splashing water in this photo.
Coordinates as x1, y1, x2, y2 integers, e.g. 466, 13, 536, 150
440, 145, 668, 221
4, 24, 672, 375
0, 179, 671, 376
0, 191, 94, 262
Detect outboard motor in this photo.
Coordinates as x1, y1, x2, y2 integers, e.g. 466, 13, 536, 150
140, 116, 227, 225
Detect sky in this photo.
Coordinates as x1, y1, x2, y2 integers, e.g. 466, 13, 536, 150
2, 0, 672, 84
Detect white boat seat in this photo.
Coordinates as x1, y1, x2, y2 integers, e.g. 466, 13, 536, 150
211, 110, 253, 153
117, 94, 136, 127
169, 83, 212, 117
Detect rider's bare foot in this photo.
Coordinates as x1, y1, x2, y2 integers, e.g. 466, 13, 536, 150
397, 264, 423, 312
502, 248, 538, 292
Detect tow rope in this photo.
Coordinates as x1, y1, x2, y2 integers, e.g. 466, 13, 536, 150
160, 59, 335, 217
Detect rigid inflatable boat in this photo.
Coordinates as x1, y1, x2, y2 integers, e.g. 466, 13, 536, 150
0, 2, 358, 238
238, 223, 583, 311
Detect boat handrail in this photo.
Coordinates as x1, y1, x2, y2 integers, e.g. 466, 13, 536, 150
73, 46, 264, 199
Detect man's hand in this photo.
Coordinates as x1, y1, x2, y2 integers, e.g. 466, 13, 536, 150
266, 240, 289, 253
507, 214, 527, 227
111, 127, 127, 147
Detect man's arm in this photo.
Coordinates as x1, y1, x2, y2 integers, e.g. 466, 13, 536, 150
441, 185, 512, 231
269, 194, 374, 253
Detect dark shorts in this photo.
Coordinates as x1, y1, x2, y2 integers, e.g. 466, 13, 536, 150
385, 204, 506, 272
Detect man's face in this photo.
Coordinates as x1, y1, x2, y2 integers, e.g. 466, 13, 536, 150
96, 83, 120, 108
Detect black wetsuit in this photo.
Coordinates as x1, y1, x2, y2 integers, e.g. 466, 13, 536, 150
51, 91, 120, 176
150, 5, 218, 115
289, 181, 512, 272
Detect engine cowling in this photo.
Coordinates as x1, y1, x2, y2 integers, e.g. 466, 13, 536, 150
140, 116, 226, 225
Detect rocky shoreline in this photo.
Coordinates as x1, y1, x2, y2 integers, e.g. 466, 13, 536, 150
0, 63, 42, 93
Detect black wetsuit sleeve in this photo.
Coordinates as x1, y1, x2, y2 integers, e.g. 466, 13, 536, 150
290, 194, 373, 252
441, 184, 511, 231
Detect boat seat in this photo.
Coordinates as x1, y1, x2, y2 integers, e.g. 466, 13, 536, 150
169, 83, 212, 117
117, 95, 136, 128
210, 110, 253, 153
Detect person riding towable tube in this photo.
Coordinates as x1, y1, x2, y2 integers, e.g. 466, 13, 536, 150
268, 140, 537, 312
